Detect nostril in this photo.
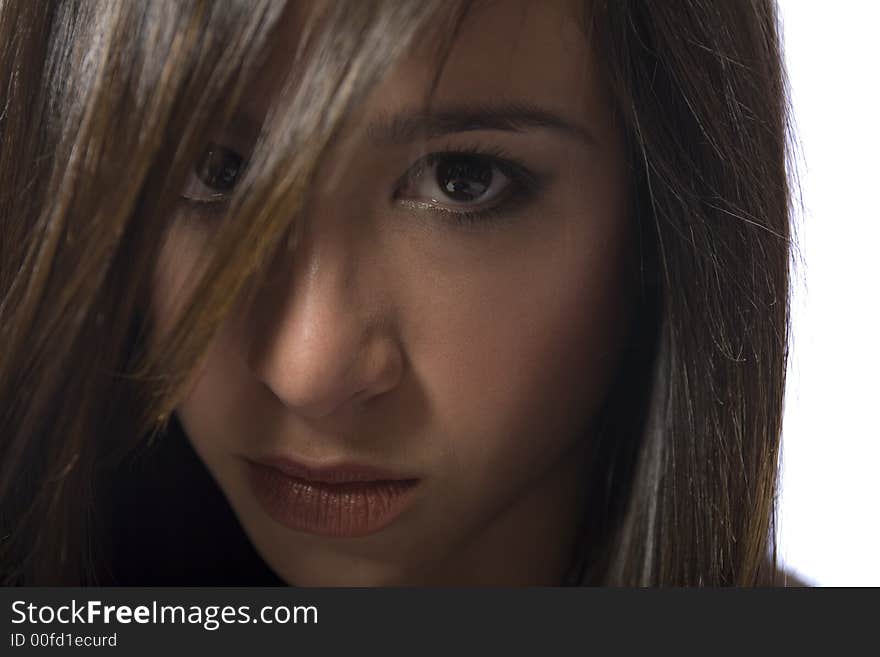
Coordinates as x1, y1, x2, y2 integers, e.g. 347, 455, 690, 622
251, 326, 404, 421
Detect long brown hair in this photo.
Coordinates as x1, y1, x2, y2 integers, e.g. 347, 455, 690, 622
0, 0, 793, 585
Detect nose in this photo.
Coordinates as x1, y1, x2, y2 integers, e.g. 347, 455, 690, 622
245, 214, 404, 421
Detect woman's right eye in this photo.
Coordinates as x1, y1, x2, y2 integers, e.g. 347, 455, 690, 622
181, 143, 245, 203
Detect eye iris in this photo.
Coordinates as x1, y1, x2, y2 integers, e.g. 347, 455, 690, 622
436, 156, 492, 202
197, 146, 243, 191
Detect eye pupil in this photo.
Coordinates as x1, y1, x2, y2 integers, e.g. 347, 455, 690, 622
436, 156, 492, 202
197, 146, 243, 192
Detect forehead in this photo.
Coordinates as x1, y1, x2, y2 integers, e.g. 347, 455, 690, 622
247, 0, 608, 145
404, 0, 597, 115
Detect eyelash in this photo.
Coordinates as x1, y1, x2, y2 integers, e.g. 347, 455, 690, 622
180, 142, 545, 227
179, 144, 245, 218
391, 144, 544, 228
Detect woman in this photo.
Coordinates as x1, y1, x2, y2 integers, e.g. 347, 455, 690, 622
0, 0, 795, 585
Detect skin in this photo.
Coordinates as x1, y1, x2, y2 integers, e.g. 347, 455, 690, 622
152, 0, 634, 586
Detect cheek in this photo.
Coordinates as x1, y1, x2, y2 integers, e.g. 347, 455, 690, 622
149, 222, 250, 451
173, 348, 246, 486
150, 222, 207, 342
410, 216, 633, 492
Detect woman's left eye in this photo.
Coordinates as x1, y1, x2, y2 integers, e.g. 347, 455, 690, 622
181, 143, 245, 203
393, 151, 540, 223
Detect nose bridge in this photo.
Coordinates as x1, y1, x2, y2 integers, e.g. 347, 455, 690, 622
246, 211, 388, 419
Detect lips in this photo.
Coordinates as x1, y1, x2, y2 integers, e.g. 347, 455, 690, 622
244, 456, 420, 538
254, 456, 416, 484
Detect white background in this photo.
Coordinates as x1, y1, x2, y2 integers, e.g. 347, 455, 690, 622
776, 0, 880, 586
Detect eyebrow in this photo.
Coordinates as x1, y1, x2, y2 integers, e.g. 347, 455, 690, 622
366, 102, 598, 148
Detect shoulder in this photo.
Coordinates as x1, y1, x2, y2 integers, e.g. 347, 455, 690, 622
757, 557, 812, 587
770, 568, 811, 587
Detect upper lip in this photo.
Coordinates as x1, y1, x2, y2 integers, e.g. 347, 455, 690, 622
247, 455, 419, 484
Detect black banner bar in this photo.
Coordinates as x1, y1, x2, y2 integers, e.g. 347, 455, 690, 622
0, 587, 871, 655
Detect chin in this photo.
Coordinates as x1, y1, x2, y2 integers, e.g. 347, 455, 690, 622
265, 552, 419, 587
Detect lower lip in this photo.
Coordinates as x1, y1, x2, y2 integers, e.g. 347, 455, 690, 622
245, 461, 419, 538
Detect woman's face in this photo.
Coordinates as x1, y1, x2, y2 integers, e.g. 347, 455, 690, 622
153, 0, 633, 585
